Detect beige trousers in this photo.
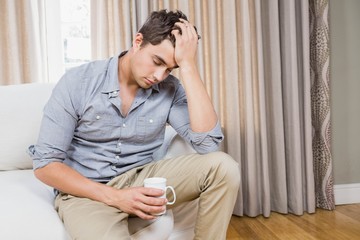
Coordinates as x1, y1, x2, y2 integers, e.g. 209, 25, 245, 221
55, 152, 240, 240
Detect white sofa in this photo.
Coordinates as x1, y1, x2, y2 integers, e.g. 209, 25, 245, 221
0, 83, 198, 240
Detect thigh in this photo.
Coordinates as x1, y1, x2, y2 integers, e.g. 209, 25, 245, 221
130, 152, 235, 206
55, 193, 130, 240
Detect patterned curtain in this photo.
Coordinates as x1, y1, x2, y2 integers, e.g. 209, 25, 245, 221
309, 0, 335, 210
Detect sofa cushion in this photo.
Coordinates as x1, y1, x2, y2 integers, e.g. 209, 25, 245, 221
169, 200, 197, 240
0, 83, 54, 170
0, 170, 70, 239
153, 125, 196, 161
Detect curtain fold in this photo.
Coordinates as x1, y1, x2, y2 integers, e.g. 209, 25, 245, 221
0, 0, 46, 85
90, 0, 133, 59
220, 0, 316, 217
88, 0, 334, 217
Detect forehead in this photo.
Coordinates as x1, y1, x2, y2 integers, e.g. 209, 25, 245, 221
142, 40, 177, 67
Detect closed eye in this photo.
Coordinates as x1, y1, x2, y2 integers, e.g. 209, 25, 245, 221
153, 58, 172, 73
153, 59, 162, 66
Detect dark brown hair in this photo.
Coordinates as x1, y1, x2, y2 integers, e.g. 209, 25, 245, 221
138, 9, 199, 47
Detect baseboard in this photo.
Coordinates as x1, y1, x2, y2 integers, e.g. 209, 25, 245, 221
334, 183, 360, 205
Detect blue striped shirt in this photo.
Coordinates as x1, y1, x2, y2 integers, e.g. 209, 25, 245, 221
29, 53, 223, 182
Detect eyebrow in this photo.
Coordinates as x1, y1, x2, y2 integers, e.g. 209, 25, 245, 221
154, 55, 179, 69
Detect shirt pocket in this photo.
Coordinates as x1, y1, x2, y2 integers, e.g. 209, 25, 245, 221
77, 109, 120, 141
136, 116, 166, 143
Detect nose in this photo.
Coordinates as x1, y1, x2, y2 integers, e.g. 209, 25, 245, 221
153, 67, 169, 82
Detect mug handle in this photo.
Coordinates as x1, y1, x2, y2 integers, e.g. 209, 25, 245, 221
165, 186, 176, 205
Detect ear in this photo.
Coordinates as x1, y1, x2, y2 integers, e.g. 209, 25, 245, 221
133, 33, 143, 50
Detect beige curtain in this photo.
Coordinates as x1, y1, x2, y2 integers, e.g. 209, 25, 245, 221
89, 0, 334, 217
227, 0, 316, 216
90, 0, 133, 59
0, 0, 46, 85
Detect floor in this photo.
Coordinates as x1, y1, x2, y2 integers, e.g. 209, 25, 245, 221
226, 204, 360, 239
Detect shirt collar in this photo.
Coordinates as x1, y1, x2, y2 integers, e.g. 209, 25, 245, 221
101, 52, 123, 95
101, 51, 160, 97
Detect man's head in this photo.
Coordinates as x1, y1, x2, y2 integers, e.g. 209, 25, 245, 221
124, 10, 199, 89
138, 9, 198, 48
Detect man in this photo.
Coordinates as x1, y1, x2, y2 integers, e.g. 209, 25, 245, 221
29, 10, 240, 240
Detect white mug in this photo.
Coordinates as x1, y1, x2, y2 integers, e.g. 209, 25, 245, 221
143, 177, 176, 215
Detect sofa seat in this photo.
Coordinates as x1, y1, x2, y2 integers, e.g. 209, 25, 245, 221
0, 170, 70, 239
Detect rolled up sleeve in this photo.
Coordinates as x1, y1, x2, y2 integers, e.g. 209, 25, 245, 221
28, 145, 66, 170
187, 121, 223, 154
28, 71, 80, 170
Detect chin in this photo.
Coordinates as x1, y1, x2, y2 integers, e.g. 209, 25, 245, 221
138, 81, 151, 89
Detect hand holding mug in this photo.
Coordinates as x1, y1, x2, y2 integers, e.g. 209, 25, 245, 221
143, 177, 176, 215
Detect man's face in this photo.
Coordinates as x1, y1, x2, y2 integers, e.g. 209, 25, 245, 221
130, 39, 178, 89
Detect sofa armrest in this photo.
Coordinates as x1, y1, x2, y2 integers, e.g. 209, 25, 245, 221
153, 126, 196, 161
0, 83, 55, 170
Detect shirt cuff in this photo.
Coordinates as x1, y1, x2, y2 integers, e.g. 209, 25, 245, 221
28, 145, 64, 170
187, 121, 224, 153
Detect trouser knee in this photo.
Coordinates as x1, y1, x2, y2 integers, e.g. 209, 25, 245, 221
203, 151, 240, 191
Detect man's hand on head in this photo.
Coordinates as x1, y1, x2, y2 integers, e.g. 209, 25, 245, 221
171, 19, 200, 69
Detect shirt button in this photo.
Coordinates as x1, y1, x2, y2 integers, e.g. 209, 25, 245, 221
149, 119, 153, 123
115, 155, 120, 160
122, 123, 126, 127
111, 91, 118, 97
96, 115, 101, 120
117, 142, 122, 147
